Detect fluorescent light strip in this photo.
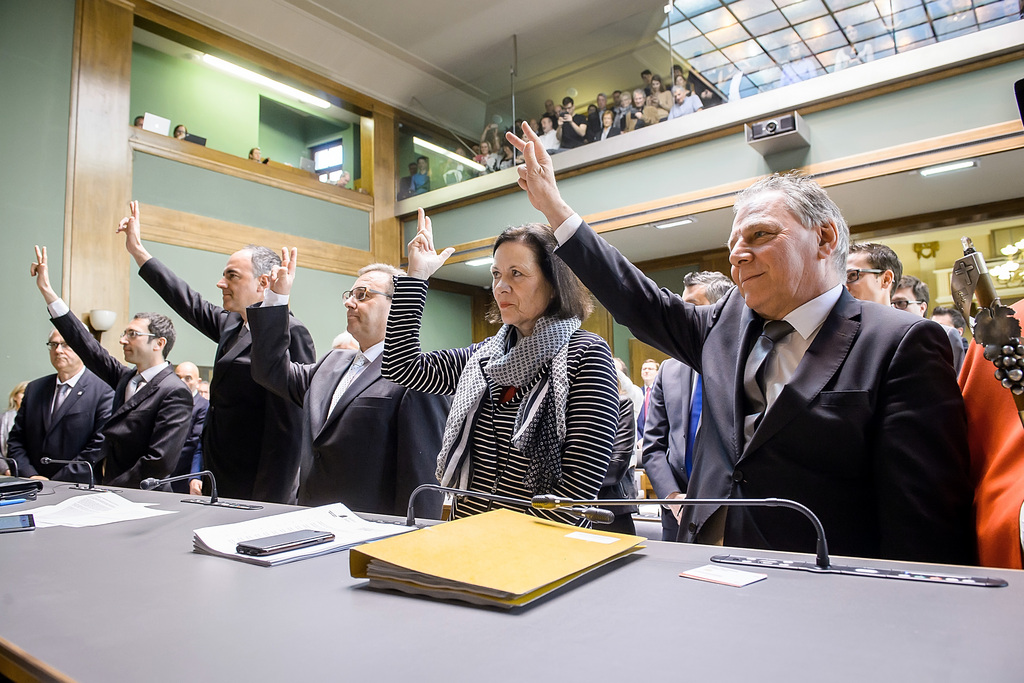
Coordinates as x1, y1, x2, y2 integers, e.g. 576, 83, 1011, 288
202, 54, 331, 109
413, 136, 486, 172
656, 217, 696, 229
465, 257, 494, 267
919, 160, 977, 177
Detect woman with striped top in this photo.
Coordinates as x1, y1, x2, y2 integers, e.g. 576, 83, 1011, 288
382, 209, 619, 525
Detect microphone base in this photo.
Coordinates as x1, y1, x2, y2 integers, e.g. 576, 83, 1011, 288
711, 554, 1007, 588
68, 485, 120, 493
180, 498, 262, 511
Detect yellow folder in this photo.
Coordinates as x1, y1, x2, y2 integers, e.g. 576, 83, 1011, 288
350, 508, 644, 608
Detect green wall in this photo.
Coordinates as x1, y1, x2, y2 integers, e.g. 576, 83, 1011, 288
0, 0, 76, 395
130, 42, 357, 180
132, 153, 370, 250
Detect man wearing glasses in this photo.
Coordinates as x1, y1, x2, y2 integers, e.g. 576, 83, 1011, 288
893, 275, 965, 374
248, 255, 449, 517
29, 246, 192, 488
119, 202, 315, 503
7, 329, 113, 483
845, 242, 901, 306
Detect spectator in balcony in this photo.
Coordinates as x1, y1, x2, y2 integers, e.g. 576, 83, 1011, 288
173, 125, 187, 140
480, 123, 502, 155
542, 99, 557, 119
528, 118, 539, 135
410, 156, 430, 195
397, 162, 417, 200
248, 147, 262, 162
537, 114, 560, 153
780, 44, 819, 86
623, 89, 647, 133
133, 115, 145, 128
644, 75, 672, 124
586, 93, 609, 143
612, 90, 633, 132
556, 97, 588, 150
667, 84, 703, 120
640, 69, 654, 96
476, 141, 500, 173
496, 141, 517, 171
596, 109, 620, 142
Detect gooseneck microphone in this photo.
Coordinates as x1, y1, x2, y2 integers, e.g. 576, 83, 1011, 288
532, 494, 1007, 588
406, 483, 615, 528
139, 471, 261, 510
1, 456, 18, 478
39, 457, 98, 491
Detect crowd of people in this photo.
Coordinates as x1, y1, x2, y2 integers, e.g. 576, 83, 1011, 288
2, 128, 1021, 570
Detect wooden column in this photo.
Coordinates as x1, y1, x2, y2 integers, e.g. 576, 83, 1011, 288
368, 108, 402, 269
64, 0, 134, 357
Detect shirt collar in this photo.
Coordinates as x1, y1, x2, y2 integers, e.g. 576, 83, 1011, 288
782, 284, 844, 340
137, 361, 170, 384
58, 366, 87, 388
361, 340, 384, 364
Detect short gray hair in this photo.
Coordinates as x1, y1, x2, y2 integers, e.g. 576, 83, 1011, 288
357, 263, 406, 295
682, 270, 733, 303
243, 245, 281, 278
733, 172, 849, 277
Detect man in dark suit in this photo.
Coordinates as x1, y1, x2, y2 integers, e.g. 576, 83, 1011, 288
249, 250, 449, 517
31, 247, 192, 488
8, 330, 114, 483
173, 361, 209, 495
508, 124, 974, 565
118, 201, 315, 503
642, 270, 732, 541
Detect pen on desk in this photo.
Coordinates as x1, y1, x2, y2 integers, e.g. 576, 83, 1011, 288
0, 498, 28, 506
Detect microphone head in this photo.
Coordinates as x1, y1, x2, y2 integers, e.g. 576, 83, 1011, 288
581, 507, 616, 524
139, 478, 159, 490
40, 457, 53, 465
531, 494, 560, 509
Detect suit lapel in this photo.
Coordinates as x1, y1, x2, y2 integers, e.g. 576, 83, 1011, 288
743, 292, 860, 455
311, 351, 354, 436
107, 366, 173, 422
218, 322, 250, 365
41, 381, 58, 432
46, 382, 87, 433
732, 307, 764, 458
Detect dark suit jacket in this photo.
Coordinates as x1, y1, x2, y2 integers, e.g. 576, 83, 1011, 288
249, 304, 449, 517
8, 370, 114, 482
139, 259, 315, 503
559, 220, 975, 564
641, 359, 695, 499
171, 393, 208, 493
51, 311, 192, 488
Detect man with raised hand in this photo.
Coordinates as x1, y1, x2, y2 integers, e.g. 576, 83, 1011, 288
30, 246, 191, 488
506, 123, 973, 564
118, 201, 315, 503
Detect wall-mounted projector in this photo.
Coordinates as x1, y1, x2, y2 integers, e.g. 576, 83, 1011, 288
745, 112, 809, 157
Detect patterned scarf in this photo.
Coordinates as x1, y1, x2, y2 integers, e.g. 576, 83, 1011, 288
436, 315, 580, 494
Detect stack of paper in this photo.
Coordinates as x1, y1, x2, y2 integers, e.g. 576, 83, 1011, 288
0, 491, 176, 528
351, 508, 644, 608
193, 503, 412, 566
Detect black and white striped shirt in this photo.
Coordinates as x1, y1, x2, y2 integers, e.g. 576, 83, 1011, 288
383, 277, 619, 525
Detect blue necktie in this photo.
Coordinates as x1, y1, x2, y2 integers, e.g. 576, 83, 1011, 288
684, 376, 702, 478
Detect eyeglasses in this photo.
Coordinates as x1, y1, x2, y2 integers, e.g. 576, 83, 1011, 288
343, 287, 393, 302
45, 342, 71, 351
120, 330, 157, 340
891, 299, 925, 310
846, 268, 884, 284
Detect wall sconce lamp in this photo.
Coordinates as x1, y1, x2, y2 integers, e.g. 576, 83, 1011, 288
88, 309, 116, 335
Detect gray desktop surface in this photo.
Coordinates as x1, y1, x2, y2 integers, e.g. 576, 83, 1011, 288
1, 484, 1020, 682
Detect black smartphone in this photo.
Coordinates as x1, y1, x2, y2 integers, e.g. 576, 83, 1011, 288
0, 514, 35, 534
236, 529, 335, 556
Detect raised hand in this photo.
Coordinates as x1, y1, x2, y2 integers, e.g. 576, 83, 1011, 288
270, 247, 297, 296
31, 245, 58, 304
116, 200, 153, 267
406, 208, 455, 281
505, 122, 573, 229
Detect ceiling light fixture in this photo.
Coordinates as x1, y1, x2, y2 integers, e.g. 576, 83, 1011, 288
656, 217, 696, 229
413, 137, 486, 172
918, 160, 978, 177
201, 54, 331, 109
465, 257, 494, 267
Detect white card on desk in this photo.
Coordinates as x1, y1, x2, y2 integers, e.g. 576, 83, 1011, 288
680, 564, 767, 587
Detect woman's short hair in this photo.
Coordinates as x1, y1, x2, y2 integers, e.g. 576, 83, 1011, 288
8, 381, 28, 410
486, 224, 593, 324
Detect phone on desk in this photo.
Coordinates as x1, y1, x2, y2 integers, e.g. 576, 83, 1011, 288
236, 529, 335, 556
0, 514, 35, 534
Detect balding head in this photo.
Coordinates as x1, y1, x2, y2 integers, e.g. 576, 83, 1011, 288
175, 362, 201, 394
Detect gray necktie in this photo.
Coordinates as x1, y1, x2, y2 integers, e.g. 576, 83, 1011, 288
743, 320, 794, 430
125, 374, 146, 401
52, 382, 71, 415
328, 353, 366, 415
